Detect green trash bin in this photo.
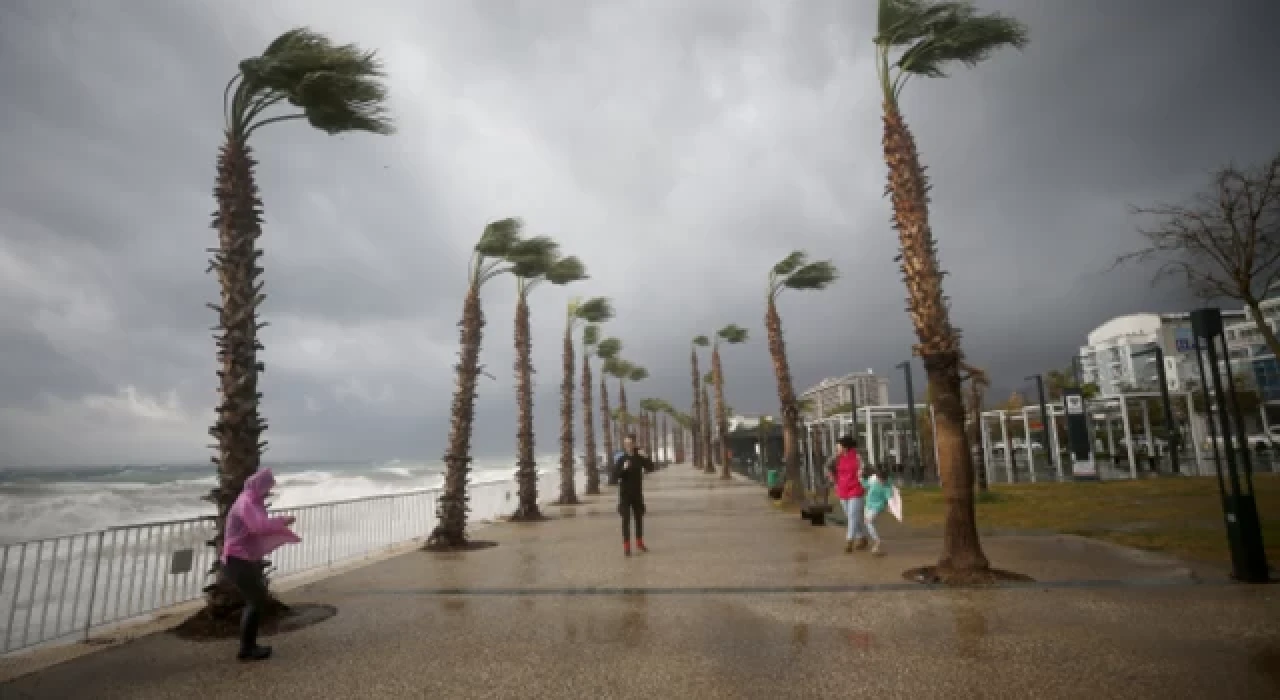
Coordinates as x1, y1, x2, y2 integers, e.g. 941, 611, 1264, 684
766, 470, 781, 488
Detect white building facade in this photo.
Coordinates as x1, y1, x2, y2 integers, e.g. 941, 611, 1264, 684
799, 370, 891, 419
1079, 311, 1247, 397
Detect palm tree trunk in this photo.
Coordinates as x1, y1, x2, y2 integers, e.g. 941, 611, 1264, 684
582, 352, 600, 495
883, 103, 987, 575
660, 413, 669, 463
556, 327, 579, 505
699, 384, 714, 474
712, 346, 732, 479
600, 376, 614, 470
690, 348, 702, 469
511, 296, 542, 520
618, 381, 629, 438
204, 133, 279, 619
428, 285, 483, 547
765, 299, 804, 504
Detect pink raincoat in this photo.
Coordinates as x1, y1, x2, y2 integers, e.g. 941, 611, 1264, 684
834, 451, 866, 500
221, 469, 300, 563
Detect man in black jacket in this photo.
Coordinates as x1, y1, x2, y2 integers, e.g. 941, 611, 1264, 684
612, 434, 654, 556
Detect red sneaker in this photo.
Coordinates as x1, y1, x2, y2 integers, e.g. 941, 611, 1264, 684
636, 539, 648, 553
623, 541, 632, 557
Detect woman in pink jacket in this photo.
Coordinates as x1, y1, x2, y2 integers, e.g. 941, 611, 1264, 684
825, 435, 868, 553
222, 468, 300, 662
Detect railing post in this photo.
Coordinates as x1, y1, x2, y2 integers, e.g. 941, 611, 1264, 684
82, 530, 105, 642
326, 506, 335, 568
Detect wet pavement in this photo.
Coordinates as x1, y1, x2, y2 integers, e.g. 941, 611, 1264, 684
4, 467, 1278, 699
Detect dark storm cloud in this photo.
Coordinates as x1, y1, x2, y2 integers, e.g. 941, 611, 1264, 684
1, 0, 1276, 466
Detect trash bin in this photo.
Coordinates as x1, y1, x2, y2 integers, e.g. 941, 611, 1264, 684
766, 470, 781, 488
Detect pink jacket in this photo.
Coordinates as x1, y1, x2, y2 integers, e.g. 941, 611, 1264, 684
221, 469, 300, 563
834, 451, 866, 500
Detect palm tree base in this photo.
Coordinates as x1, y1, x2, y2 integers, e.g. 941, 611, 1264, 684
423, 538, 499, 553
552, 496, 582, 505
173, 577, 291, 639
718, 472, 732, 480
702, 467, 715, 475
902, 565, 1033, 586
509, 504, 547, 522
584, 485, 601, 495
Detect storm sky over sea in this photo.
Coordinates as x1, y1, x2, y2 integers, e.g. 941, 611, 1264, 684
1, 0, 1277, 466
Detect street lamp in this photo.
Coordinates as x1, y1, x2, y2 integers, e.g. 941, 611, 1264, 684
1131, 345, 1180, 475
896, 360, 920, 480
1025, 374, 1051, 472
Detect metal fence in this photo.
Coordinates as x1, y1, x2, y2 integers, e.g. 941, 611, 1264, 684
0, 475, 533, 655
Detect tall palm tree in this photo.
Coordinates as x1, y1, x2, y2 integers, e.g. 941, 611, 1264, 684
690, 336, 709, 470
756, 416, 775, 472
596, 338, 622, 469
203, 28, 393, 620
639, 399, 659, 453
700, 372, 716, 475
557, 298, 614, 505
604, 357, 634, 442
506, 237, 587, 520
766, 251, 839, 503
626, 367, 650, 442
962, 362, 991, 493
710, 324, 749, 479
427, 219, 520, 549
874, 0, 1028, 579
580, 325, 607, 495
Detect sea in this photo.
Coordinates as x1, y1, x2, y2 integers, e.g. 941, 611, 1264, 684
0, 456, 546, 545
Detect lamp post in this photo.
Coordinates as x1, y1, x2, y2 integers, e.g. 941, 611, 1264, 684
1025, 374, 1051, 478
896, 360, 920, 481
1131, 344, 1180, 475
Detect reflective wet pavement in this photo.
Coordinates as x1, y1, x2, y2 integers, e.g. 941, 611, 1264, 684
4, 468, 1278, 699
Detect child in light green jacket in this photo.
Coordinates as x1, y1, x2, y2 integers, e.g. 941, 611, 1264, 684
860, 467, 895, 556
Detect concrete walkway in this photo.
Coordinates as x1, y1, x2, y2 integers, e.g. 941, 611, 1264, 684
4, 467, 1279, 699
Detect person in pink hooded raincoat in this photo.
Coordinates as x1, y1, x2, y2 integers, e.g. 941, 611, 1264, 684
222, 468, 300, 661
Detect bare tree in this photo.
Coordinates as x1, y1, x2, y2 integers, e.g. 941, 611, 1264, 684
1117, 152, 1280, 358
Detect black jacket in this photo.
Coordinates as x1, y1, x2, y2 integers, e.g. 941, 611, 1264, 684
611, 451, 654, 500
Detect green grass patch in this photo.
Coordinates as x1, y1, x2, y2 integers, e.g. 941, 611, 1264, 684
901, 474, 1280, 565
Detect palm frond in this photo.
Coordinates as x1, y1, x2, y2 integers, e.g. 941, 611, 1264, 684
692, 335, 710, 347
772, 251, 808, 277
546, 256, 588, 285
476, 218, 522, 257
717, 323, 749, 344
629, 367, 649, 382
506, 236, 559, 279
703, 371, 715, 385
574, 296, 614, 324
583, 324, 602, 347
898, 11, 1028, 77
784, 261, 839, 290
596, 337, 622, 360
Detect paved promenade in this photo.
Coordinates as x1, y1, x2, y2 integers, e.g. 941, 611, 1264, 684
3, 468, 1279, 699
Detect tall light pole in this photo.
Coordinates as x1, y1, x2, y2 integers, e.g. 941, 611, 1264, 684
1132, 345, 1180, 475
896, 360, 920, 479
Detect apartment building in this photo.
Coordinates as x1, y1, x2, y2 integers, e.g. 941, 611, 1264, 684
799, 370, 890, 419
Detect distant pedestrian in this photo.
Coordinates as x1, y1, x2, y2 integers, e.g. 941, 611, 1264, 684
861, 466, 896, 556
612, 434, 655, 556
825, 435, 868, 553
221, 468, 300, 662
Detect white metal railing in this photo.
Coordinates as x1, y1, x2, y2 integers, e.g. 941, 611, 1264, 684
0, 472, 544, 655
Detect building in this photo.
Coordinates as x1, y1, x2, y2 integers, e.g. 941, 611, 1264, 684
1079, 310, 1248, 397
1225, 293, 1280, 403
799, 370, 890, 419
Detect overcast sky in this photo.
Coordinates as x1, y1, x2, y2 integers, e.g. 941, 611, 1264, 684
1, 0, 1277, 467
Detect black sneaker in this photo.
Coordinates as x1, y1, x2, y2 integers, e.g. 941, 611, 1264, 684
237, 645, 273, 662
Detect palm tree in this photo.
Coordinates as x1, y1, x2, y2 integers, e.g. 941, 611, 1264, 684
604, 357, 634, 442
690, 336, 709, 470
766, 251, 839, 504
710, 324, 749, 479
962, 362, 991, 493
874, 0, 1028, 579
202, 28, 393, 621
557, 298, 614, 505
427, 219, 520, 550
626, 367, 650, 442
506, 237, 588, 520
700, 372, 716, 475
596, 338, 622, 469
639, 398, 660, 454
581, 326, 607, 495
756, 416, 775, 473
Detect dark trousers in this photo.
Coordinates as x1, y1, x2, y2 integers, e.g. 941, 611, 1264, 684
224, 556, 268, 652
619, 498, 645, 541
